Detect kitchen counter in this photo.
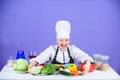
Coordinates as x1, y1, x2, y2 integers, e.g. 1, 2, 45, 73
0, 65, 120, 80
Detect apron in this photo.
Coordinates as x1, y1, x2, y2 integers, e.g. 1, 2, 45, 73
51, 47, 74, 64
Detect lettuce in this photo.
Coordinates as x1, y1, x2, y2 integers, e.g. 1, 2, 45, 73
14, 59, 28, 72
29, 66, 43, 74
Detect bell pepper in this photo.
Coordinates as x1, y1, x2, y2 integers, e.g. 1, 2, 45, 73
68, 64, 78, 76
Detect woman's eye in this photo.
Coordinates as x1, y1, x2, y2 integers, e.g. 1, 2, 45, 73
66, 39, 68, 41
60, 40, 63, 42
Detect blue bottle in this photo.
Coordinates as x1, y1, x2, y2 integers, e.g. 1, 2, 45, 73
16, 50, 25, 59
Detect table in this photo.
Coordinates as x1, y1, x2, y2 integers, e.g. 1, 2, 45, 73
0, 65, 120, 80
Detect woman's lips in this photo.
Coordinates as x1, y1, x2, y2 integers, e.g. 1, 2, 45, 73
61, 44, 67, 48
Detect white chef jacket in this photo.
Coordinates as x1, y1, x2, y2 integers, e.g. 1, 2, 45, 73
30, 45, 93, 64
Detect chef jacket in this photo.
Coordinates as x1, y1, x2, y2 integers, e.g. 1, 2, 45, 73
29, 45, 93, 64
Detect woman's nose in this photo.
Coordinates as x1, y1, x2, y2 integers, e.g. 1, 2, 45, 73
63, 40, 66, 44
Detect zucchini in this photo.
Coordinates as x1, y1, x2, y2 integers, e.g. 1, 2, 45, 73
59, 71, 72, 76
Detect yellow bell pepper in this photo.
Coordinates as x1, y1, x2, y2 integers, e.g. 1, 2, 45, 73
68, 64, 77, 72
68, 64, 78, 76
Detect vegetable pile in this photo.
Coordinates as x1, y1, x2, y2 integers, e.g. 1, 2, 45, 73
29, 63, 59, 75
29, 63, 81, 76
13, 60, 85, 76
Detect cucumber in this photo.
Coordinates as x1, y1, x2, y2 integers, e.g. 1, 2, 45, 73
59, 71, 72, 76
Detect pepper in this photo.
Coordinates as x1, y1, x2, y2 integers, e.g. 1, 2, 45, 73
68, 64, 77, 71
68, 64, 78, 76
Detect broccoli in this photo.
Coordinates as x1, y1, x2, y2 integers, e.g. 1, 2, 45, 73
41, 63, 55, 75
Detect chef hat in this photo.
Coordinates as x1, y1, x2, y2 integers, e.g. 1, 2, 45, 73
56, 20, 71, 39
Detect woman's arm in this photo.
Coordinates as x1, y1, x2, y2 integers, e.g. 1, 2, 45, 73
82, 59, 91, 75
28, 45, 53, 69
70, 45, 93, 75
70, 45, 93, 63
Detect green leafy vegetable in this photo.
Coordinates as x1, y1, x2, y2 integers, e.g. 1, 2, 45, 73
29, 66, 43, 74
14, 59, 28, 72
41, 63, 55, 75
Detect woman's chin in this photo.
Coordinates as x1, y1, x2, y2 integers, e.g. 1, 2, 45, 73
61, 47, 67, 51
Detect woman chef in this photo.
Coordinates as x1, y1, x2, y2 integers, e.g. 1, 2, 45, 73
28, 20, 93, 75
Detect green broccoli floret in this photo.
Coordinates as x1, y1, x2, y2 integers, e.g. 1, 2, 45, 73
41, 63, 55, 75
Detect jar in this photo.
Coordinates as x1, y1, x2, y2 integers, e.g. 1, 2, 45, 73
93, 54, 102, 69
100, 55, 110, 71
7, 56, 16, 67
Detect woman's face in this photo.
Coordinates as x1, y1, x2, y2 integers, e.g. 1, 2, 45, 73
57, 38, 70, 51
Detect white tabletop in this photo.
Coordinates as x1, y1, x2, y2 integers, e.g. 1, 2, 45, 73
0, 65, 120, 80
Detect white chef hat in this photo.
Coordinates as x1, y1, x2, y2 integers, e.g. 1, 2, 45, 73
56, 20, 71, 39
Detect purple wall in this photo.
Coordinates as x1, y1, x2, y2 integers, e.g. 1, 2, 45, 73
0, 0, 120, 74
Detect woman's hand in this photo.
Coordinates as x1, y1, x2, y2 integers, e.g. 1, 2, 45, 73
82, 59, 91, 75
28, 61, 39, 75
28, 61, 38, 70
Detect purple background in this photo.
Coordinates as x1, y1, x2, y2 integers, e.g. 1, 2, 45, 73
0, 0, 120, 74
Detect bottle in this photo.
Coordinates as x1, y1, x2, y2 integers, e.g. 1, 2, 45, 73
16, 50, 25, 59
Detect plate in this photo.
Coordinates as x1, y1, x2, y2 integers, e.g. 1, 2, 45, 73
14, 70, 28, 74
